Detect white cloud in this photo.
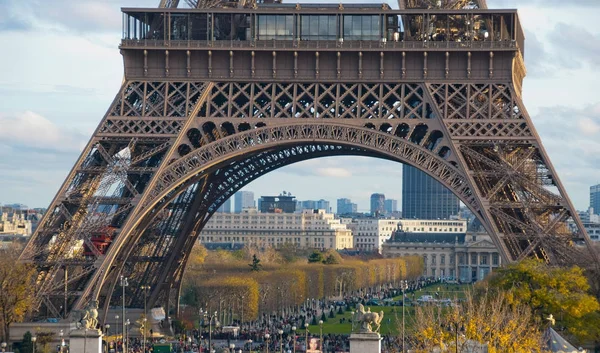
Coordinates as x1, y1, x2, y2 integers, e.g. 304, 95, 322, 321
316, 167, 352, 178
578, 117, 600, 136
0, 111, 86, 151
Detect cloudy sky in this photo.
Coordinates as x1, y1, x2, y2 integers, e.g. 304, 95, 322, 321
0, 0, 599, 212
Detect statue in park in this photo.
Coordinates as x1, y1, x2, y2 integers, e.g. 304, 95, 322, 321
79, 300, 100, 331
352, 304, 384, 333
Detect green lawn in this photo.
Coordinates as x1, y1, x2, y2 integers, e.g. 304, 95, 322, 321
306, 306, 412, 335
306, 283, 473, 335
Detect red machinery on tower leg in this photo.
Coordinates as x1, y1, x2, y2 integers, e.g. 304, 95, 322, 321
84, 226, 117, 257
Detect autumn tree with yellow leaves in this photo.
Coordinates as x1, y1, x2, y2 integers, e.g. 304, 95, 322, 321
488, 259, 600, 343
181, 247, 423, 320
0, 245, 36, 343
410, 287, 548, 353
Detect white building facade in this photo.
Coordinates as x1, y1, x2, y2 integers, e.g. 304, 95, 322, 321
347, 219, 399, 252
0, 212, 32, 236
199, 209, 353, 249
382, 232, 501, 283
347, 218, 467, 253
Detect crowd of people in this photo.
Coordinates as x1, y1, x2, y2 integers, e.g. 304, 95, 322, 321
103, 277, 446, 352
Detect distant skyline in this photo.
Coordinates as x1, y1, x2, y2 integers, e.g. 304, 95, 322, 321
1, 0, 599, 212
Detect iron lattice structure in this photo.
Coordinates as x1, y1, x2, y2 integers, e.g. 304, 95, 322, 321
20, 0, 597, 322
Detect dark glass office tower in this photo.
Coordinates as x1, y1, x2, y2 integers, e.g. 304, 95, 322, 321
402, 165, 460, 219
590, 184, 600, 215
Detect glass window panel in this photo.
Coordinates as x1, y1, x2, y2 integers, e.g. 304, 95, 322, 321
286, 15, 294, 39
310, 16, 319, 36
301, 15, 310, 39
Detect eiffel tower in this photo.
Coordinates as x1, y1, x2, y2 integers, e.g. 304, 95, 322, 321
20, 0, 598, 322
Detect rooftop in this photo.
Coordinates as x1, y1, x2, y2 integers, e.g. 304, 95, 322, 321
387, 231, 466, 244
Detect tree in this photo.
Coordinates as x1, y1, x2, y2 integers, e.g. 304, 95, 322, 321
320, 312, 327, 322
20, 331, 33, 353
0, 246, 36, 344
249, 254, 262, 272
308, 251, 324, 263
322, 249, 342, 265
488, 259, 600, 342
187, 243, 208, 271
35, 331, 54, 353
409, 287, 546, 353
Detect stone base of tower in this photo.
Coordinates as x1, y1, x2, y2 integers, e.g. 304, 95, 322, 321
349, 332, 381, 353
69, 329, 103, 353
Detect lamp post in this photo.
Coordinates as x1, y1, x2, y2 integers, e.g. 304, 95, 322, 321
291, 326, 296, 353
304, 323, 309, 353
318, 320, 323, 353
105, 324, 110, 337
120, 276, 129, 353
1, 342, 7, 353
241, 295, 245, 328
203, 310, 217, 353
141, 285, 150, 353
246, 339, 253, 353
125, 319, 130, 352
59, 330, 64, 353
115, 315, 120, 343
32, 336, 37, 353
264, 333, 270, 353
278, 330, 283, 353
401, 280, 408, 353
229, 343, 235, 353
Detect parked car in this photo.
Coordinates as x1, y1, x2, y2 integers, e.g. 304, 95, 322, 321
366, 299, 382, 306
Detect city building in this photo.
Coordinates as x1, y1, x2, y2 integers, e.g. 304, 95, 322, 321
397, 219, 466, 233
217, 198, 231, 213
347, 218, 399, 252
382, 229, 502, 282
590, 184, 600, 216
0, 212, 32, 237
568, 209, 600, 242
337, 198, 358, 215
259, 193, 297, 213
234, 191, 255, 213
584, 223, 600, 241
199, 209, 353, 249
384, 199, 398, 215
370, 193, 386, 216
402, 165, 460, 219
298, 199, 330, 212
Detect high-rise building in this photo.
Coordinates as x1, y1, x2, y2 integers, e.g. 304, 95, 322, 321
298, 199, 330, 212
370, 193, 386, 216
234, 191, 255, 213
217, 198, 231, 213
259, 194, 297, 213
590, 184, 600, 215
337, 198, 358, 215
402, 165, 460, 219
384, 199, 398, 215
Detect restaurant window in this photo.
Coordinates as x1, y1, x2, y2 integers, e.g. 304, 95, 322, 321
300, 15, 337, 40
343, 15, 380, 41
257, 15, 294, 40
